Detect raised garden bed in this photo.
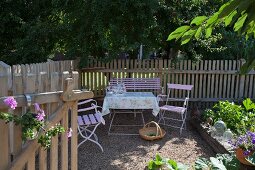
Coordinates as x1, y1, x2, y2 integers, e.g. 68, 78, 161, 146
189, 117, 229, 154
190, 117, 255, 170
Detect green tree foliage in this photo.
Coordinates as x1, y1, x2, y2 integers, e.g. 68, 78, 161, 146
1, 0, 164, 65
0, 1, 66, 64
0, 0, 234, 66
61, 0, 161, 65
168, 0, 255, 73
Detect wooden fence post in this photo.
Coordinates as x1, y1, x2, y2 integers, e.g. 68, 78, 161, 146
0, 62, 11, 170
238, 60, 245, 100
12, 74, 23, 159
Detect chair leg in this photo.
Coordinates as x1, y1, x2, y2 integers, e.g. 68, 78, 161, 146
141, 112, 145, 125
84, 128, 99, 142
78, 123, 103, 152
108, 111, 145, 135
180, 111, 187, 135
108, 112, 116, 135
158, 110, 166, 125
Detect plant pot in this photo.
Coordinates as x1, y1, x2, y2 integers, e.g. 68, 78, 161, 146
236, 148, 254, 166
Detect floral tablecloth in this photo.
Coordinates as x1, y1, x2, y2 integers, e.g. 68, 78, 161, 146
102, 92, 160, 116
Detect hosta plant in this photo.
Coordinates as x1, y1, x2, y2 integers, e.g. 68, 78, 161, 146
194, 154, 240, 170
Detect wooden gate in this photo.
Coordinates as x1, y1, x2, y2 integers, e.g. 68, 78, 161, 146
0, 61, 92, 170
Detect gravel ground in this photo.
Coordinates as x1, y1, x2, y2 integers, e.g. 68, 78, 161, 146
78, 112, 215, 170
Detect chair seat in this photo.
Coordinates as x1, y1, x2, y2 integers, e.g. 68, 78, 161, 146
159, 105, 186, 114
78, 113, 104, 126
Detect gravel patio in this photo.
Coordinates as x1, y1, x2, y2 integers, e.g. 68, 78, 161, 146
78, 112, 215, 170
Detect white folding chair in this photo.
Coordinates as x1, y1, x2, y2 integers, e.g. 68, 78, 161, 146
77, 99, 105, 152
158, 83, 193, 135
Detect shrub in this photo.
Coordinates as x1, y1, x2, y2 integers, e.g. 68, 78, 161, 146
202, 98, 255, 135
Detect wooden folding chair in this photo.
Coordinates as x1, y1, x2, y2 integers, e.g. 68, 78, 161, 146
158, 83, 193, 135
77, 99, 105, 152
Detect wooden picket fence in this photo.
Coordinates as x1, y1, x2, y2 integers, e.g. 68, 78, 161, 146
0, 60, 93, 170
80, 58, 255, 108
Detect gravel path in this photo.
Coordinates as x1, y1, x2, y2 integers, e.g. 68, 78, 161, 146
78, 112, 215, 170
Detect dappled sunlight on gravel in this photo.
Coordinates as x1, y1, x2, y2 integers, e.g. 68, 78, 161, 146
78, 114, 215, 170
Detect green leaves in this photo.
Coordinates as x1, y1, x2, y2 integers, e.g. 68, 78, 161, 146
154, 153, 163, 166
216, 154, 240, 170
147, 154, 188, 170
195, 157, 210, 170
194, 154, 240, 170
194, 27, 202, 39
167, 26, 190, 41
234, 13, 248, 31
38, 124, 65, 149
167, 0, 255, 49
181, 28, 197, 45
191, 16, 207, 26
225, 10, 237, 26
242, 98, 255, 111
205, 27, 213, 38
210, 157, 227, 170
246, 152, 255, 166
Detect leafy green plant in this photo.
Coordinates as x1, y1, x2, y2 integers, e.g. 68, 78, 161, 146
0, 97, 69, 148
202, 98, 255, 135
246, 153, 255, 166
147, 153, 240, 170
194, 154, 240, 170
229, 131, 255, 166
147, 154, 189, 170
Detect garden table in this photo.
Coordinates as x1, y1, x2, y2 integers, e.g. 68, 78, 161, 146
102, 92, 160, 135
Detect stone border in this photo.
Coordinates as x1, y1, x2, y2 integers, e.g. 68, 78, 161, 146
189, 118, 229, 154
190, 118, 255, 170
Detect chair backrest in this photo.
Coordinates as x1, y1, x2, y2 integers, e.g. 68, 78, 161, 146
78, 99, 99, 113
166, 83, 194, 108
77, 99, 105, 125
109, 78, 161, 92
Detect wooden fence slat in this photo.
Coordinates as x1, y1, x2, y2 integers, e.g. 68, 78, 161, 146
27, 152, 35, 170
249, 74, 254, 98
61, 116, 68, 170
226, 60, 231, 99
39, 148, 47, 170
71, 101, 78, 170
203, 61, 207, 100
218, 60, 223, 98
50, 136, 58, 170
12, 73, 24, 159
0, 72, 10, 170
215, 60, 220, 98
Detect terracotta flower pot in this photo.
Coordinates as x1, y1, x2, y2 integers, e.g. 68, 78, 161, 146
236, 148, 254, 166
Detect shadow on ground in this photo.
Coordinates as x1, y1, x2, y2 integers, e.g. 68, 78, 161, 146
78, 112, 215, 170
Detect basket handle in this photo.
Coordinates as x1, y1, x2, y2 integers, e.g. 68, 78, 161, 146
144, 121, 163, 136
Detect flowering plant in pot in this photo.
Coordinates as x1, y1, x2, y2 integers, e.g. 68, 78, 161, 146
0, 97, 72, 148
229, 131, 255, 166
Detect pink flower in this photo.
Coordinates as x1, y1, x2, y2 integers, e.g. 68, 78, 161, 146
36, 111, 45, 121
67, 128, 73, 138
34, 103, 45, 121
34, 103, 40, 111
4, 97, 17, 110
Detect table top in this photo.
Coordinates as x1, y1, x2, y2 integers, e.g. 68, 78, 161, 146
105, 91, 156, 97
102, 92, 160, 116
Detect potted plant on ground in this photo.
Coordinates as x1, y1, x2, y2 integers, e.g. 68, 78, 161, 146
229, 131, 255, 166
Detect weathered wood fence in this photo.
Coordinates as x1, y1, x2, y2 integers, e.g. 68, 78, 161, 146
0, 60, 92, 170
80, 59, 255, 108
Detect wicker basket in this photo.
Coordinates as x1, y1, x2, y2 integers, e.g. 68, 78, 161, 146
139, 121, 166, 141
